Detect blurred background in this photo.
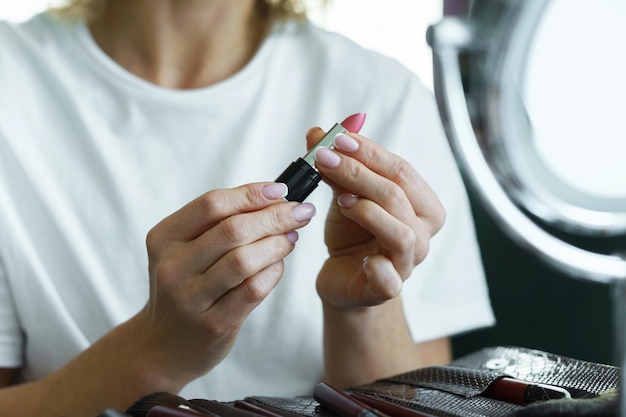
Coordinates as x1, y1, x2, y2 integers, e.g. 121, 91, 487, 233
1, 0, 623, 366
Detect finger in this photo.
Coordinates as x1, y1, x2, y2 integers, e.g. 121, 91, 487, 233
304, 127, 356, 194
190, 232, 298, 304
306, 127, 418, 230
198, 261, 286, 332
339, 133, 439, 217
308, 130, 444, 231
305, 126, 326, 149
316, 146, 417, 226
338, 195, 430, 278
151, 182, 289, 243
362, 254, 403, 300
182, 201, 314, 274
307, 127, 414, 205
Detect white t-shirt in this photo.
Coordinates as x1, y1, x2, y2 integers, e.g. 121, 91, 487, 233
0, 13, 494, 400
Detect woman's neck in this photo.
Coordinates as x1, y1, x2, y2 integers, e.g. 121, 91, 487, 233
89, 0, 268, 89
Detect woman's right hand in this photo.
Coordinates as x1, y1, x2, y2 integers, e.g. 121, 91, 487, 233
138, 182, 315, 386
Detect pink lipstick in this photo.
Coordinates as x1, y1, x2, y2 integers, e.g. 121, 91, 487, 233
275, 113, 366, 202
340, 112, 366, 133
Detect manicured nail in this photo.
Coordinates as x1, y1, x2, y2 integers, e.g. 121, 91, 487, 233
263, 183, 288, 199
286, 231, 299, 243
292, 203, 316, 221
314, 147, 340, 168
337, 193, 359, 208
333, 134, 359, 152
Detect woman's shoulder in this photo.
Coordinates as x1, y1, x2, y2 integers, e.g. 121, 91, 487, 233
1, 12, 68, 47
0, 12, 82, 71
1, 14, 44, 71
272, 19, 427, 97
299, 21, 413, 74
0, 12, 82, 85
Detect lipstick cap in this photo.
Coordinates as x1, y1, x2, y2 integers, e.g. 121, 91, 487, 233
275, 158, 320, 202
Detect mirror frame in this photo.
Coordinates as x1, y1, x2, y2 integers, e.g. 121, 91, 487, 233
427, 0, 626, 284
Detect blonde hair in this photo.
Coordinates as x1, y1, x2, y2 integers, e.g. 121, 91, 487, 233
51, 0, 309, 23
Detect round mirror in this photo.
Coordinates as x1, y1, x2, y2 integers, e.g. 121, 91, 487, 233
427, 0, 626, 283
492, 0, 626, 235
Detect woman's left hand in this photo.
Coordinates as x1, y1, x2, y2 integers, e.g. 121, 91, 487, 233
307, 127, 446, 309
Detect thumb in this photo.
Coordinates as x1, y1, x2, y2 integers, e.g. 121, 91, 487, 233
305, 126, 326, 151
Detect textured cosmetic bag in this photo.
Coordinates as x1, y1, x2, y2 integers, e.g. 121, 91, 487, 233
122, 346, 620, 417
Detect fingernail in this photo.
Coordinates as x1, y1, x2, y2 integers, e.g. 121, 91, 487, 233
286, 231, 299, 243
292, 203, 316, 221
337, 193, 359, 208
314, 147, 340, 168
263, 183, 288, 199
333, 134, 359, 152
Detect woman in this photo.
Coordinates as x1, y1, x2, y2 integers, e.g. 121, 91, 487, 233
0, 1, 494, 416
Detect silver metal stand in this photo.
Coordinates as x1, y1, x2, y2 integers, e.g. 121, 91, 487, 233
614, 278, 626, 415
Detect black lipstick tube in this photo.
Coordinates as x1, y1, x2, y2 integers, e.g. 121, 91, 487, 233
275, 122, 347, 202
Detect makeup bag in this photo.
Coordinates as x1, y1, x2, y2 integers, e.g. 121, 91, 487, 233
121, 346, 620, 417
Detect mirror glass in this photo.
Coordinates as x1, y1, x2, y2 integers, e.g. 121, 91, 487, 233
523, 0, 626, 199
